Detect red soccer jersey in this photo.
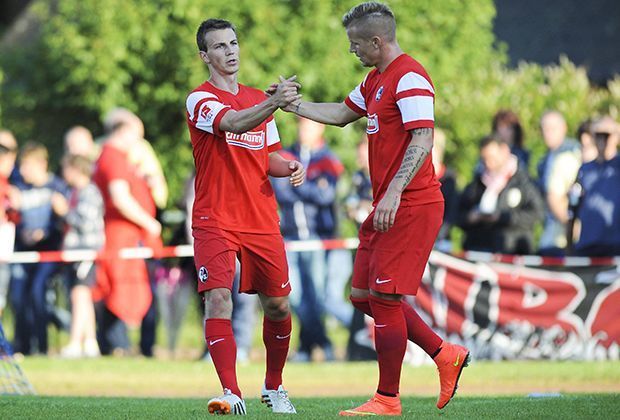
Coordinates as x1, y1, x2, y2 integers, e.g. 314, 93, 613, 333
92, 143, 145, 228
186, 81, 282, 234
344, 54, 443, 207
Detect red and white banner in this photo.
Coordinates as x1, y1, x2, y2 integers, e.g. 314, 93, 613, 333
413, 252, 620, 360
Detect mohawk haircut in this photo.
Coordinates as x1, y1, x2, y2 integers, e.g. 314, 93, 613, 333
196, 18, 236, 52
342, 2, 396, 41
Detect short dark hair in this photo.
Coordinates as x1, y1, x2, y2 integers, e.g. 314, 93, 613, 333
196, 19, 236, 52
492, 109, 524, 148
342, 2, 396, 40
577, 118, 592, 139
479, 134, 508, 150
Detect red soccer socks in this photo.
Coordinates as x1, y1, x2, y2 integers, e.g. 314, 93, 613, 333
401, 299, 442, 356
262, 315, 292, 390
351, 295, 442, 357
368, 295, 407, 396
205, 318, 241, 398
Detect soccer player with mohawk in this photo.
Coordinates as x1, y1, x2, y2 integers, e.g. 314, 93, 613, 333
281, 2, 470, 416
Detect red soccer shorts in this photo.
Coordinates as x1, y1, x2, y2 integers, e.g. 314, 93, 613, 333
193, 226, 290, 297
351, 201, 443, 296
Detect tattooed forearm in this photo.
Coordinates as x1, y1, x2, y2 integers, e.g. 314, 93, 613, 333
393, 145, 429, 188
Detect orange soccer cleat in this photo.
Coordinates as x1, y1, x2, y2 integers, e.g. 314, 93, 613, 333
339, 393, 402, 416
434, 342, 470, 409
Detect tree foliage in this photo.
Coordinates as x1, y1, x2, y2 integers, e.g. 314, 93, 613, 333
0, 0, 618, 203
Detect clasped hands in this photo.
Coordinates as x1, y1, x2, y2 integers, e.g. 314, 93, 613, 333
266, 76, 302, 112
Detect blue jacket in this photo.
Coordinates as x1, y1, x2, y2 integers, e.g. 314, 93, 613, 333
15, 174, 69, 251
272, 142, 343, 240
575, 156, 620, 255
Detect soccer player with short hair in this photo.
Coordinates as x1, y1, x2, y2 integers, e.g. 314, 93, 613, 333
280, 2, 470, 416
186, 18, 304, 415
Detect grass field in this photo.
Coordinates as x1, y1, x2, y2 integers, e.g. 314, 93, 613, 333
2, 357, 619, 418
2, 394, 617, 419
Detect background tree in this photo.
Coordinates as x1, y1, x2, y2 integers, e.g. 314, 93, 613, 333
0, 0, 618, 205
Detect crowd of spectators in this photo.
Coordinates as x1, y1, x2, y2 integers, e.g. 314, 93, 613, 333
0, 109, 618, 359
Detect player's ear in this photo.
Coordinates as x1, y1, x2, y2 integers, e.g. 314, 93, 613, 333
199, 50, 210, 64
371, 36, 381, 49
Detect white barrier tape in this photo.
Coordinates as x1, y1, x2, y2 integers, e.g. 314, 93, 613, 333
3, 239, 619, 266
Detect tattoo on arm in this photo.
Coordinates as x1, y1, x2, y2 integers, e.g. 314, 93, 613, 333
412, 127, 433, 136
394, 145, 428, 187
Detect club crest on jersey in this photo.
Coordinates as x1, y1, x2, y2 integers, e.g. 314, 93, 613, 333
375, 86, 384, 101
367, 113, 379, 134
198, 266, 209, 283
225, 131, 265, 150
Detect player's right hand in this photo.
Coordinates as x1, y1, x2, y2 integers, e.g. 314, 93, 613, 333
271, 75, 302, 108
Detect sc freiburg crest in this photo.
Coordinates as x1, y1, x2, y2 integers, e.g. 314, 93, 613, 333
198, 266, 209, 283
375, 86, 384, 101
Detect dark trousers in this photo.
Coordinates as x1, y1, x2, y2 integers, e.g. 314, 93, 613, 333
10, 262, 58, 354
96, 303, 130, 355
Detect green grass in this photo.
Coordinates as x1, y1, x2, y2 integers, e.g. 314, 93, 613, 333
1, 394, 618, 419
17, 358, 620, 398
0, 357, 620, 420
2, 358, 619, 418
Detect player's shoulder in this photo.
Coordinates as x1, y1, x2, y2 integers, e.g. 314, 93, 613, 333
238, 82, 268, 100
393, 54, 431, 79
391, 54, 434, 92
187, 81, 220, 100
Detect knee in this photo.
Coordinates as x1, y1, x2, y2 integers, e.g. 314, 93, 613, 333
263, 297, 291, 321
204, 289, 233, 319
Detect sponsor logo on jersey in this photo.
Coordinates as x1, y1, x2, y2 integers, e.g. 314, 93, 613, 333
375, 86, 384, 101
367, 113, 379, 134
198, 266, 209, 283
200, 104, 216, 125
225, 131, 265, 150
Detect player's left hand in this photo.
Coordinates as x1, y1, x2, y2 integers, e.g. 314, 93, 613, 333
289, 160, 305, 187
373, 189, 401, 232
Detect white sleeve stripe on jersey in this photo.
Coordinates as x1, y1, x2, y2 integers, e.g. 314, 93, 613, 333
395, 88, 434, 102
397, 96, 434, 123
348, 84, 367, 111
186, 91, 219, 121
396, 72, 435, 95
195, 101, 230, 134
266, 119, 281, 147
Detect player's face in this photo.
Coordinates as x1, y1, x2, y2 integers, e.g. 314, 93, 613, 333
346, 26, 378, 67
200, 28, 240, 75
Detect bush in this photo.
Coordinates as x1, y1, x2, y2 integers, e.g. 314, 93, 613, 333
0, 0, 618, 202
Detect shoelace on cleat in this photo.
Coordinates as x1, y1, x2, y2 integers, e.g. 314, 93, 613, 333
277, 389, 295, 412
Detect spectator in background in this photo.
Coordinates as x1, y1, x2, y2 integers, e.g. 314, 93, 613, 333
431, 128, 459, 253
102, 108, 166, 358
577, 119, 598, 164
537, 111, 581, 256
92, 120, 161, 356
492, 109, 530, 167
103, 108, 168, 211
58, 155, 104, 358
573, 116, 620, 256
345, 135, 373, 227
10, 142, 68, 355
458, 135, 544, 254
64, 126, 101, 162
0, 130, 18, 318
272, 117, 346, 362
